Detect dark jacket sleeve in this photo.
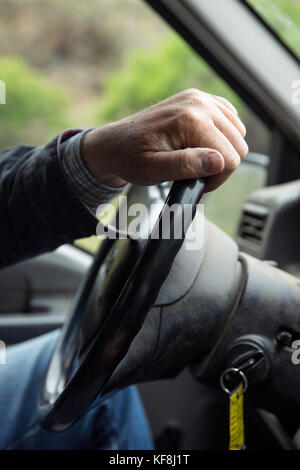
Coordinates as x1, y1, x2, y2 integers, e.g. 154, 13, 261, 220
0, 136, 97, 269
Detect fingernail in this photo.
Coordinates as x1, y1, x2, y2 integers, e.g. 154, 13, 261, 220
201, 153, 223, 174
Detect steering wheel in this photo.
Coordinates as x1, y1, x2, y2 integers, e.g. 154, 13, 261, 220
39, 178, 206, 431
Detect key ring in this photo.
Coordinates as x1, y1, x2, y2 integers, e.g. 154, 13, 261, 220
220, 367, 248, 395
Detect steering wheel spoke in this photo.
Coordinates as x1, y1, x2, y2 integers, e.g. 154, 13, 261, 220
39, 179, 206, 431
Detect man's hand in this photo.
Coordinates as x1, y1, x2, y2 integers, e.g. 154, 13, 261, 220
81, 89, 248, 192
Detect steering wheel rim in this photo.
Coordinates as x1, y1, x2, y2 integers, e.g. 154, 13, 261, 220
39, 178, 206, 431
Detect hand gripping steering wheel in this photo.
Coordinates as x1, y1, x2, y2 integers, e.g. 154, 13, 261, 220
39, 178, 206, 431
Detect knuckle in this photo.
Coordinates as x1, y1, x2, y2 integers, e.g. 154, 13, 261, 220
185, 88, 205, 105
200, 116, 215, 133
241, 141, 249, 158
185, 87, 200, 97
179, 150, 195, 177
226, 154, 241, 172
240, 124, 247, 139
178, 106, 197, 124
189, 95, 205, 108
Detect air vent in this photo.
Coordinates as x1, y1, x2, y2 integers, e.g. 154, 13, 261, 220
238, 203, 269, 246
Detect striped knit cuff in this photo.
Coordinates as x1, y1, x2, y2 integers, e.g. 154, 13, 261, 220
58, 128, 127, 215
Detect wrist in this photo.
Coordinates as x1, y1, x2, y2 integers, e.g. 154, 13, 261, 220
80, 127, 126, 188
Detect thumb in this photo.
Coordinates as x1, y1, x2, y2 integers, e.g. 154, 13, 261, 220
148, 147, 225, 183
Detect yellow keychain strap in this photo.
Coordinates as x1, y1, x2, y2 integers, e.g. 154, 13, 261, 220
220, 367, 248, 451
229, 383, 245, 450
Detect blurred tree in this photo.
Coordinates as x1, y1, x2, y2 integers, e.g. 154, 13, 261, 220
0, 57, 68, 148
0, 0, 166, 93
97, 34, 243, 123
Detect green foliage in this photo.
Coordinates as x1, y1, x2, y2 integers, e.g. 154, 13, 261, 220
97, 34, 243, 123
0, 56, 68, 147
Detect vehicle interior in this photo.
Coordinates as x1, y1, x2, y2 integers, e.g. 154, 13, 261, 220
1, 0, 300, 450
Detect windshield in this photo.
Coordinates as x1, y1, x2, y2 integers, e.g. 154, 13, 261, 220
245, 0, 300, 61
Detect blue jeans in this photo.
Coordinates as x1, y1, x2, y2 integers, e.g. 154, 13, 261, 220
0, 331, 154, 450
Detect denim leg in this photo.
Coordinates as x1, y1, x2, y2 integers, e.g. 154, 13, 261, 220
0, 330, 154, 450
